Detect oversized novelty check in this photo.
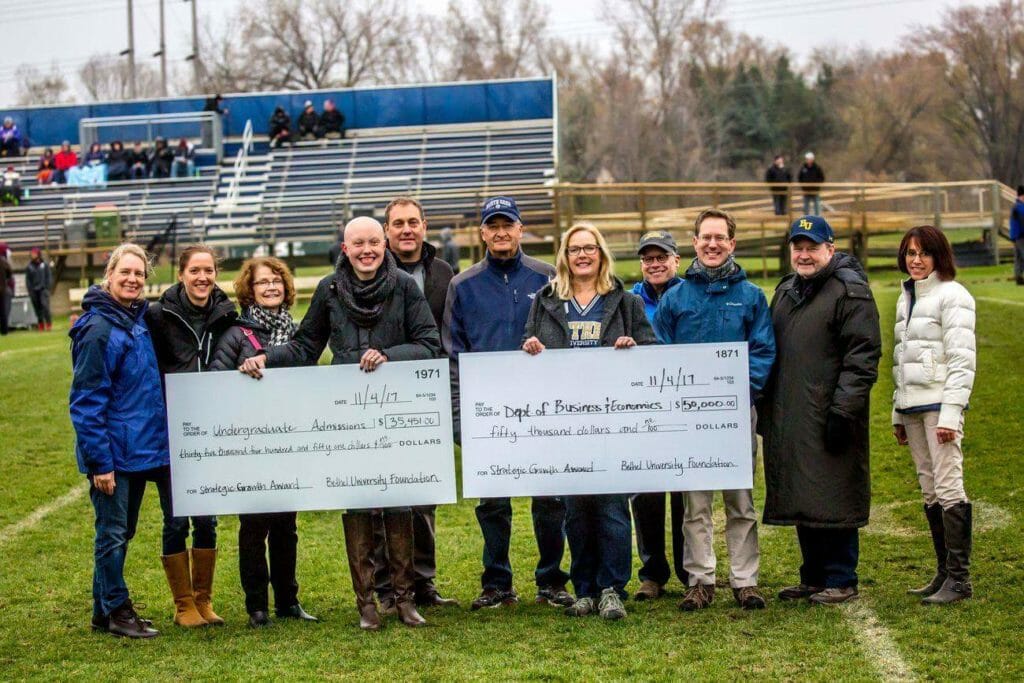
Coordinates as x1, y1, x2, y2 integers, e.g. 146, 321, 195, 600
166, 359, 456, 516
459, 343, 753, 497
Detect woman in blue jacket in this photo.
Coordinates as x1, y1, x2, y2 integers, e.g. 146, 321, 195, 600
69, 243, 167, 639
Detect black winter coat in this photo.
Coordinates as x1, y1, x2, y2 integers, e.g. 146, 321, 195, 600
266, 268, 441, 367
758, 253, 881, 528
765, 164, 792, 194
208, 319, 271, 371
523, 279, 657, 349
320, 109, 345, 135
146, 283, 238, 374
297, 110, 319, 136
797, 162, 825, 194
390, 242, 454, 329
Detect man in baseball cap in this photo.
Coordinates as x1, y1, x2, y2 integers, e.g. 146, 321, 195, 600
480, 196, 522, 225
789, 215, 834, 245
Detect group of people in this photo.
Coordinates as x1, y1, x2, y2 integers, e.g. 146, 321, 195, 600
269, 99, 346, 148
33, 138, 197, 187
68, 193, 978, 639
0, 242, 51, 334
764, 152, 826, 216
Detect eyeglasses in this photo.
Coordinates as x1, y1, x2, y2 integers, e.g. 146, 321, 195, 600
253, 278, 284, 288
641, 253, 672, 265
567, 245, 599, 256
697, 234, 731, 244
905, 249, 932, 260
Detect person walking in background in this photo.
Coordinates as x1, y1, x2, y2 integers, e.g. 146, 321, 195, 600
765, 155, 792, 216
1010, 185, 1024, 285
798, 152, 825, 216
443, 196, 572, 612
146, 245, 238, 628
654, 209, 775, 612
440, 227, 460, 274
209, 257, 318, 627
759, 215, 881, 605
69, 243, 164, 638
26, 247, 53, 331
629, 229, 687, 601
0, 246, 12, 336
892, 226, 977, 604
522, 222, 656, 620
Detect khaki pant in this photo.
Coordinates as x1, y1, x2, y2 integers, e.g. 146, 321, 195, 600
903, 411, 967, 508
682, 412, 759, 588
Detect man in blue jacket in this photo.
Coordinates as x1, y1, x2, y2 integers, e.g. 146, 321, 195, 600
1011, 184, 1024, 285
629, 230, 688, 601
442, 196, 571, 610
654, 208, 776, 612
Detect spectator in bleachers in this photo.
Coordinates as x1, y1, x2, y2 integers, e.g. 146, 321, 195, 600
37, 148, 57, 185
203, 94, 229, 116
128, 141, 149, 180
106, 141, 130, 181
150, 137, 174, 179
297, 101, 320, 140
54, 141, 78, 184
172, 138, 196, 178
1, 117, 22, 158
269, 107, 292, 149
320, 99, 345, 139
440, 228, 460, 274
2, 166, 23, 205
68, 142, 107, 187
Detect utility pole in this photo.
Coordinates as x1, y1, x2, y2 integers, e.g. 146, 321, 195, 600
154, 0, 168, 97
185, 0, 202, 92
122, 0, 137, 99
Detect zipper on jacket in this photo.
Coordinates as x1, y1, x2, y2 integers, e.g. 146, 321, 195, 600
163, 308, 207, 372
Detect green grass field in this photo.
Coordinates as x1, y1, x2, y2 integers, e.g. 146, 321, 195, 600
1, 264, 1022, 680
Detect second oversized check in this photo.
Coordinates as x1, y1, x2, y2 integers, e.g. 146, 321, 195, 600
166, 359, 456, 516
459, 343, 753, 497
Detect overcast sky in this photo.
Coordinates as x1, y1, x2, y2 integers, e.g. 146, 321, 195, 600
0, 0, 994, 106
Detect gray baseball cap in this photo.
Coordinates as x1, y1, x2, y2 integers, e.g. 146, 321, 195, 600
637, 230, 677, 255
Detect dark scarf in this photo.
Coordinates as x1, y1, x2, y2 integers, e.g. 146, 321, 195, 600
245, 304, 297, 347
690, 255, 739, 282
335, 250, 399, 328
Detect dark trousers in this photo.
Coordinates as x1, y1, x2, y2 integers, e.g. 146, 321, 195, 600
1014, 238, 1024, 279
238, 512, 299, 613
29, 289, 51, 325
0, 289, 9, 335
566, 494, 632, 600
91, 472, 147, 617
150, 466, 217, 555
796, 525, 859, 588
476, 496, 568, 591
772, 194, 788, 215
372, 505, 437, 598
631, 492, 687, 586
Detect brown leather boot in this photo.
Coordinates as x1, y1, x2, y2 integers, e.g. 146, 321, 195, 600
190, 548, 225, 625
384, 511, 426, 627
161, 552, 207, 628
343, 512, 382, 631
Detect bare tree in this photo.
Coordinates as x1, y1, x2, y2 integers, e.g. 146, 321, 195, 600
440, 0, 552, 80
14, 64, 72, 105
78, 55, 162, 102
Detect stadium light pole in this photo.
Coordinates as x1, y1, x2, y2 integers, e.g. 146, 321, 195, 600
153, 0, 168, 97
122, 0, 137, 99
184, 0, 202, 93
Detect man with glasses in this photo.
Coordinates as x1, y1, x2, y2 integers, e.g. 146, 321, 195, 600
442, 196, 572, 611
653, 208, 776, 611
629, 230, 687, 601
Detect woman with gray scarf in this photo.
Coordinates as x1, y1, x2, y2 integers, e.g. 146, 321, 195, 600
210, 256, 318, 627
239, 217, 441, 630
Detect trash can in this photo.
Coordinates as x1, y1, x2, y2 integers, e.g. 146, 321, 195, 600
64, 219, 89, 248
93, 205, 122, 247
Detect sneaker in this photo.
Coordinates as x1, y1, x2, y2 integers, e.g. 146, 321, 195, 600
107, 600, 159, 639
471, 588, 519, 610
633, 579, 663, 601
733, 586, 766, 610
563, 596, 596, 616
809, 586, 859, 605
679, 583, 715, 611
536, 584, 575, 607
598, 588, 627, 620
778, 584, 824, 601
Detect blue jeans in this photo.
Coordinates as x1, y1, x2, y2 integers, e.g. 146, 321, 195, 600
796, 525, 859, 588
150, 466, 217, 555
565, 494, 632, 600
91, 472, 148, 618
802, 195, 821, 216
476, 496, 568, 591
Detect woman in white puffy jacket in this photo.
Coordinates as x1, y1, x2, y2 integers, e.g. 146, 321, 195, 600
892, 225, 976, 605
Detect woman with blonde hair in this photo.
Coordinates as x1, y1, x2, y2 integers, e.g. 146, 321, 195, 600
522, 222, 657, 619
69, 243, 164, 637
210, 257, 317, 627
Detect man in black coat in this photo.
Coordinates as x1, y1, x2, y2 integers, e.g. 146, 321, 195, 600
797, 152, 825, 216
320, 99, 345, 139
765, 155, 792, 216
758, 215, 881, 605
373, 196, 457, 610
297, 100, 320, 140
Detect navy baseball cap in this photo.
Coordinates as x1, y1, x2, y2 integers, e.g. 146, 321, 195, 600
481, 196, 521, 224
789, 215, 834, 244
637, 230, 677, 255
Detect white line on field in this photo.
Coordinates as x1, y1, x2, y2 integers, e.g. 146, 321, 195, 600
0, 481, 88, 547
0, 342, 64, 359
977, 296, 1024, 307
841, 600, 917, 682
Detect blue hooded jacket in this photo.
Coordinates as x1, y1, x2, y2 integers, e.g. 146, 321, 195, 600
631, 276, 683, 323
1010, 198, 1024, 241
69, 286, 170, 475
653, 262, 776, 398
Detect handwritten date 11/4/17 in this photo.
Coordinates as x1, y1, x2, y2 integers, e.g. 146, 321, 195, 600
647, 367, 709, 393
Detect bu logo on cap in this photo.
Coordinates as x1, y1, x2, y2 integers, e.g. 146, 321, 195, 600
799, 219, 813, 231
